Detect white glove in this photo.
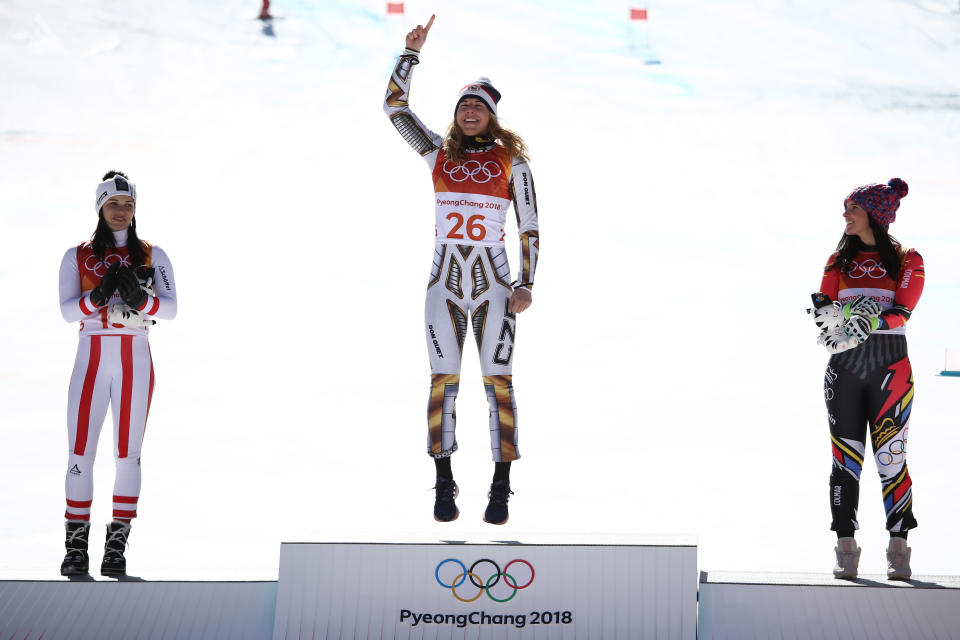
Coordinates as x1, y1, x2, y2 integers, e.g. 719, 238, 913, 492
843, 295, 882, 319
842, 314, 879, 343
107, 303, 156, 329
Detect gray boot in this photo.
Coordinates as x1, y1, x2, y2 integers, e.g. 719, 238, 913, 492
886, 537, 912, 581
833, 536, 860, 579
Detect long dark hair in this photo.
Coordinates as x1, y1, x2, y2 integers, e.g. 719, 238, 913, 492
92, 170, 146, 267
825, 216, 904, 280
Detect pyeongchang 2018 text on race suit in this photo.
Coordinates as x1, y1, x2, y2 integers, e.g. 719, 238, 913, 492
820, 248, 924, 534
58, 230, 177, 522
384, 51, 539, 463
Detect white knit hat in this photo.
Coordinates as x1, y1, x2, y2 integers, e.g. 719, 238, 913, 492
95, 175, 137, 214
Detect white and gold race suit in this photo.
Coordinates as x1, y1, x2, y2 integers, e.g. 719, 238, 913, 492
384, 50, 539, 462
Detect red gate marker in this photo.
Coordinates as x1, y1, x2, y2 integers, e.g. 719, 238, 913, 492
387, 2, 405, 14
630, 8, 648, 20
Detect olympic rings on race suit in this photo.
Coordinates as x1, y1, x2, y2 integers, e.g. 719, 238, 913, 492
846, 258, 887, 279
84, 253, 132, 278
435, 558, 535, 603
442, 160, 503, 184
877, 436, 907, 466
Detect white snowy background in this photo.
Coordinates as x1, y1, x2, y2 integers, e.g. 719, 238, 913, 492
1, 0, 958, 580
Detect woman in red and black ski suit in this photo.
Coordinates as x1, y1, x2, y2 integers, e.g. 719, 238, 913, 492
814, 178, 923, 580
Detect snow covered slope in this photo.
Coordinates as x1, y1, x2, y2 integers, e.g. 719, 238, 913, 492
1, 0, 958, 580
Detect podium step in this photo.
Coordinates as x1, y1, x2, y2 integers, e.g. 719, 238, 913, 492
273, 534, 698, 639
0, 580, 276, 640
698, 570, 960, 639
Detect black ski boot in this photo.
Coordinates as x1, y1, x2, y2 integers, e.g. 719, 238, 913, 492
483, 480, 514, 525
100, 521, 131, 577
60, 521, 91, 576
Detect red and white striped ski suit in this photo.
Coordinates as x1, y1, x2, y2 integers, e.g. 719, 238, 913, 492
58, 229, 177, 521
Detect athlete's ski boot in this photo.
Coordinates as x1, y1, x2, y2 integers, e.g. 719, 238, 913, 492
100, 521, 131, 577
886, 537, 912, 581
433, 477, 459, 522
60, 521, 91, 576
483, 480, 513, 525
833, 537, 860, 579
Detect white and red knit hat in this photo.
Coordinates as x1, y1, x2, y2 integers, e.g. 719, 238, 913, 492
455, 77, 501, 116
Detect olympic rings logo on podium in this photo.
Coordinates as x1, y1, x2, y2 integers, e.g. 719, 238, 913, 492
442, 160, 503, 184
435, 558, 535, 602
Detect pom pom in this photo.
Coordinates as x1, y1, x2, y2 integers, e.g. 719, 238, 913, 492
888, 178, 908, 199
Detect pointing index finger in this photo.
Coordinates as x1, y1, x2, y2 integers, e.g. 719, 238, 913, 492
424, 14, 435, 33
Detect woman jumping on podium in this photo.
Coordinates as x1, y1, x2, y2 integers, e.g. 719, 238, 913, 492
384, 15, 540, 525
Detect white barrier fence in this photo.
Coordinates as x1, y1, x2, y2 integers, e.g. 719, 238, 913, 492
940, 348, 960, 376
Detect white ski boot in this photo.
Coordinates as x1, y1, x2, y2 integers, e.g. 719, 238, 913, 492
833, 537, 860, 579
886, 538, 912, 581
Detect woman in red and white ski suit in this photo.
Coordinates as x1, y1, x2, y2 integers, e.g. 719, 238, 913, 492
385, 16, 540, 525
57, 171, 177, 576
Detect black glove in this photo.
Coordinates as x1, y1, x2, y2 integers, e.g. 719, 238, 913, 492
116, 266, 148, 309
90, 262, 122, 307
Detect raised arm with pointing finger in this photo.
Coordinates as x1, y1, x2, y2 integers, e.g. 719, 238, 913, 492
384, 16, 442, 157
383, 15, 540, 526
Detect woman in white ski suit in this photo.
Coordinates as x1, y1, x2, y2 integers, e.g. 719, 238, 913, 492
384, 16, 539, 524
58, 170, 177, 576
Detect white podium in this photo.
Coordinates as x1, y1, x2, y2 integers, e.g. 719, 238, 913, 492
272, 534, 698, 639
698, 571, 960, 639
0, 580, 276, 640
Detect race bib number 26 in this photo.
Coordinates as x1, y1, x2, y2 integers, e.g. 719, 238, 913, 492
435, 194, 509, 246
446, 212, 503, 242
